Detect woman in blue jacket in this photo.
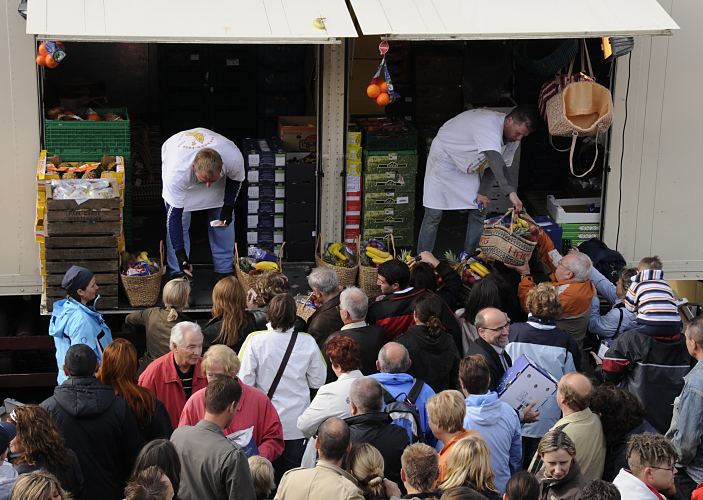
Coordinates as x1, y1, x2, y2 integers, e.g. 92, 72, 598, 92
49, 265, 113, 384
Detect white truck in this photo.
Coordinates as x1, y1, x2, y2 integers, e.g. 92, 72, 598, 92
0, 0, 698, 304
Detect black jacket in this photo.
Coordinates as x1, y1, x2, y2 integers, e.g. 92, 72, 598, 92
249, 305, 308, 334
140, 398, 173, 441
434, 261, 463, 312
307, 292, 344, 346
396, 325, 460, 392
465, 337, 512, 391
346, 412, 409, 487
41, 376, 143, 500
202, 311, 258, 353
13, 449, 84, 499
325, 324, 385, 382
367, 288, 462, 349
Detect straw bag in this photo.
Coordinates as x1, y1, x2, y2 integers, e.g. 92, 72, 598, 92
120, 241, 165, 308
295, 293, 318, 322
314, 235, 358, 288
358, 235, 395, 299
546, 40, 613, 178
479, 210, 537, 266
235, 243, 285, 293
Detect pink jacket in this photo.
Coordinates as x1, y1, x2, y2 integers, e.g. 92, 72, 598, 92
138, 351, 208, 429
178, 378, 284, 461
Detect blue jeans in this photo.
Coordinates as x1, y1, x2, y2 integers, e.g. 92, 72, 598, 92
165, 207, 235, 275
416, 207, 487, 254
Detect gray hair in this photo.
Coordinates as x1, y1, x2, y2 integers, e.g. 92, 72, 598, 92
349, 377, 384, 413
170, 321, 203, 347
377, 342, 411, 373
308, 267, 339, 294
340, 286, 369, 321
565, 252, 593, 281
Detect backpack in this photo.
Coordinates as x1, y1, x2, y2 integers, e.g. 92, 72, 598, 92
577, 238, 626, 285
381, 379, 425, 443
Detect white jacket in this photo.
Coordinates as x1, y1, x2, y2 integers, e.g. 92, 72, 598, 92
613, 468, 666, 500
297, 370, 364, 467
239, 325, 327, 440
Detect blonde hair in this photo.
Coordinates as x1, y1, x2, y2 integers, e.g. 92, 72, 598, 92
248, 456, 275, 500
439, 436, 497, 494
638, 256, 663, 271
201, 345, 241, 377
163, 278, 190, 322
525, 282, 562, 320
426, 390, 466, 434
192, 148, 223, 177
348, 443, 385, 498
10, 470, 69, 500
253, 271, 290, 306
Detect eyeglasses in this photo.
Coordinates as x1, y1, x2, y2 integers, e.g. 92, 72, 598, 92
480, 322, 511, 332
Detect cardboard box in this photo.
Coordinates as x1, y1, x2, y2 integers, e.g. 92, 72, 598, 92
497, 355, 558, 413
347, 130, 362, 147
362, 227, 414, 245
278, 116, 317, 152
547, 196, 601, 224
363, 171, 416, 194
363, 191, 414, 209
363, 209, 413, 226
347, 145, 363, 162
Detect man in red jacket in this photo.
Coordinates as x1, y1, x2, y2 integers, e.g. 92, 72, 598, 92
139, 321, 208, 428
367, 259, 462, 348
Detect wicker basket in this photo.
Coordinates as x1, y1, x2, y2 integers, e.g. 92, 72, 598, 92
235, 243, 285, 292
314, 235, 358, 288
358, 235, 395, 299
296, 293, 318, 322
479, 210, 537, 266
120, 241, 165, 308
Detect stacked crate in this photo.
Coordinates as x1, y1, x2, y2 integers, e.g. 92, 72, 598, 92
547, 196, 601, 252
357, 118, 419, 247
242, 138, 286, 253
284, 152, 316, 260
344, 129, 363, 244
40, 178, 122, 312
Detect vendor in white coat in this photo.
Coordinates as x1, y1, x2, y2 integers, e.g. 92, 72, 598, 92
417, 106, 539, 254
162, 127, 245, 277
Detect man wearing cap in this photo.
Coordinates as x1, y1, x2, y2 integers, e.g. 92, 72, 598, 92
49, 265, 113, 384
0, 421, 17, 498
42, 344, 142, 500
161, 128, 245, 279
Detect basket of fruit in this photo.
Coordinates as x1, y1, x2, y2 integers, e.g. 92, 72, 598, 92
359, 236, 395, 299
120, 242, 165, 307
479, 209, 538, 266
315, 235, 358, 288
235, 244, 285, 292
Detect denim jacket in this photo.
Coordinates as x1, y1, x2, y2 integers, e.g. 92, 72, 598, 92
667, 359, 703, 467
588, 266, 636, 341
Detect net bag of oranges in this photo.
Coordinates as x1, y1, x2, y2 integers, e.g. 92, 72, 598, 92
366, 41, 400, 108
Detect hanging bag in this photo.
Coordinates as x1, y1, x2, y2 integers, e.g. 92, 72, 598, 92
546, 40, 613, 178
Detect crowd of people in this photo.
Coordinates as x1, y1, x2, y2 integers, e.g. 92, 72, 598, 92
0, 222, 701, 500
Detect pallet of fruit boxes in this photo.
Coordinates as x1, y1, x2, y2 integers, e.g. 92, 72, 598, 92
35, 151, 125, 312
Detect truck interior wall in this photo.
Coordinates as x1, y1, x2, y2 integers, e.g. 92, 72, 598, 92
0, 1, 41, 295
604, 0, 703, 280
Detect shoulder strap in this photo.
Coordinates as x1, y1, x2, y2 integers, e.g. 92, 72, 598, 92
407, 379, 424, 404
381, 386, 396, 405
615, 308, 624, 336
267, 332, 298, 400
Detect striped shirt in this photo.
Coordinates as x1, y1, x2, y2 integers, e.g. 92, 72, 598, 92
624, 269, 680, 325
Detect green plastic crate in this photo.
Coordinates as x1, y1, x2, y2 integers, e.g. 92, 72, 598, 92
44, 108, 131, 161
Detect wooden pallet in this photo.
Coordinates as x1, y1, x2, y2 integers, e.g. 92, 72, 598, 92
43, 235, 119, 311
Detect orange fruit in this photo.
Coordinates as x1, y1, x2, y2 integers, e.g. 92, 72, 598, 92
376, 92, 390, 106
379, 81, 388, 93
366, 83, 381, 99
38, 42, 47, 57
36, 54, 46, 66
45, 54, 58, 68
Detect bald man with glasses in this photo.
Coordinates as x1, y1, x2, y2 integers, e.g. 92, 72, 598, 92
465, 307, 512, 391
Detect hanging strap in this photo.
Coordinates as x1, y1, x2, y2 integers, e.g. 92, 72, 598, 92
569, 130, 601, 178
407, 379, 424, 405
267, 332, 298, 400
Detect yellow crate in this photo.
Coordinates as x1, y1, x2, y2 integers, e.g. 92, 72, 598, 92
37, 150, 125, 183
347, 131, 362, 147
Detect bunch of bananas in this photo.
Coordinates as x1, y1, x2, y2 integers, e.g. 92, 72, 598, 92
254, 261, 279, 271
328, 242, 347, 262
510, 217, 530, 237
469, 261, 490, 278
323, 242, 356, 268
365, 246, 393, 266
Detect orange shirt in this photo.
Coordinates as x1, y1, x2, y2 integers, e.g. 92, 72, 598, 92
438, 429, 480, 482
